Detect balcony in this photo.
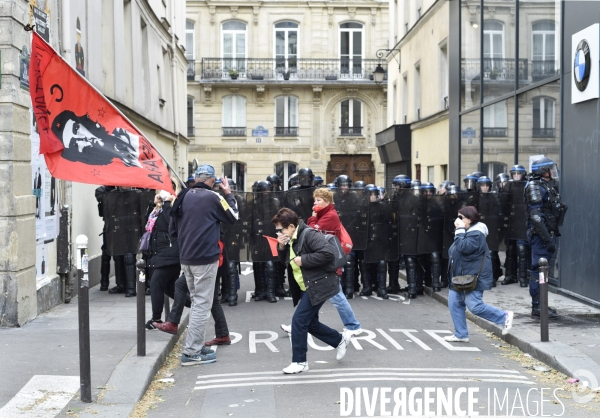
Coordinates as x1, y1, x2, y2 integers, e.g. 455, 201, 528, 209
222, 127, 246, 137
531, 60, 558, 82
275, 127, 298, 137
461, 58, 528, 82
340, 126, 363, 136
483, 127, 508, 137
188, 126, 195, 137
187, 59, 195, 81
532, 127, 555, 138
200, 58, 387, 82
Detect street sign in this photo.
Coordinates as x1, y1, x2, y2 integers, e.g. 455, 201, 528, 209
461, 127, 476, 138
252, 126, 268, 137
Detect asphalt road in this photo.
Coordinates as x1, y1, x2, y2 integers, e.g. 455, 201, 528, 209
142, 269, 596, 417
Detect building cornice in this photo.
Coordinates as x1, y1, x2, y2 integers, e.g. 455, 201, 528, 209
410, 109, 449, 131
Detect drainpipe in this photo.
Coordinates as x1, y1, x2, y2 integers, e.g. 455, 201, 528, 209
169, 1, 180, 170
61, 0, 72, 62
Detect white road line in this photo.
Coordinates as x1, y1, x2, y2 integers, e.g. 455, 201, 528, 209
424, 330, 481, 352
194, 377, 534, 391
241, 268, 254, 276
0, 375, 80, 418
196, 367, 522, 380
245, 290, 253, 302
196, 372, 529, 385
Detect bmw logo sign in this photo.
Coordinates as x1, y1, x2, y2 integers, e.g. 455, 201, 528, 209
574, 39, 591, 92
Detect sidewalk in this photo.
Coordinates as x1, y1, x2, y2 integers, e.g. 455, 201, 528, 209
0, 280, 188, 418
401, 272, 600, 387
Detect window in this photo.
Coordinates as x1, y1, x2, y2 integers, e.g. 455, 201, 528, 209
340, 23, 363, 77
222, 96, 246, 136
439, 42, 448, 110
223, 162, 246, 191
274, 22, 298, 75
427, 166, 434, 184
532, 97, 556, 137
441, 164, 448, 181
483, 21, 504, 76
415, 64, 421, 120
483, 97, 507, 137
532, 21, 557, 81
275, 161, 298, 191
480, 162, 507, 180
222, 21, 247, 72
415, 164, 421, 181
340, 99, 362, 136
275, 96, 298, 136
187, 96, 194, 137
402, 73, 408, 123
186, 20, 195, 79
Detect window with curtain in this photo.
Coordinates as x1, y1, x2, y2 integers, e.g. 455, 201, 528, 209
185, 21, 195, 80
340, 99, 362, 136
275, 96, 298, 136
483, 97, 507, 137
222, 96, 246, 136
222, 21, 246, 72
483, 21, 504, 77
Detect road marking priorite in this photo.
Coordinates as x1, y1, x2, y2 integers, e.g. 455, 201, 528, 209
193, 368, 533, 391
0, 375, 79, 418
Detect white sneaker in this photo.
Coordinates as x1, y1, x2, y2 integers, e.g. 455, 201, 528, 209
503, 311, 514, 335
283, 362, 308, 374
343, 328, 363, 337
444, 335, 469, 342
280, 324, 291, 335
336, 333, 351, 360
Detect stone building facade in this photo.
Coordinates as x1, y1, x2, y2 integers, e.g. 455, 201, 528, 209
186, 0, 389, 189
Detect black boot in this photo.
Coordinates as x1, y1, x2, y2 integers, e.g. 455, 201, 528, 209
376, 260, 389, 299
406, 256, 418, 299
227, 261, 238, 306
386, 260, 401, 293
100, 251, 111, 291
517, 243, 530, 287
430, 252, 442, 292
358, 260, 372, 296
275, 262, 289, 297
343, 253, 355, 299
369, 263, 378, 292
440, 257, 449, 288
253, 263, 267, 301
109, 255, 126, 294
124, 253, 137, 297
421, 255, 432, 288
415, 258, 424, 295
265, 261, 278, 303
491, 251, 502, 287
531, 296, 560, 319
502, 241, 518, 285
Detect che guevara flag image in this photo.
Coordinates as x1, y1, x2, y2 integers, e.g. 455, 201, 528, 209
29, 32, 174, 194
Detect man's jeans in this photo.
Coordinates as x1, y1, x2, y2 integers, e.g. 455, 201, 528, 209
448, 289, 506, 339
330, 285, 361, 330
182, 262, 219, 356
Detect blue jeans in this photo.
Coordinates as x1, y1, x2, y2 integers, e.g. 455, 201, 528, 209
448, 289, 507, 339
329, 285, 361, 331
291, 291, 342, 363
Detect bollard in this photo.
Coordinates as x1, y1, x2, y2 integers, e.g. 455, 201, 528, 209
76, 235, 92, 403
539, 257, 549, 342
136, 258, 146, 356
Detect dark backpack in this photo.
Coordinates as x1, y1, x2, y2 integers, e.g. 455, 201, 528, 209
297, 227, 346, 270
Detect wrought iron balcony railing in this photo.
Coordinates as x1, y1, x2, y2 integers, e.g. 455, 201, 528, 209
340, 126, 363, 136
461, 58, 528, 82
532, 127, 555, 138
222, 127, 246, 137
200, 58, 388, 81
188, 126, 195, 137
187, 59, 195, 80
483, 127, 508, 137
531, 60, 558, 82
275, 127, 298, 136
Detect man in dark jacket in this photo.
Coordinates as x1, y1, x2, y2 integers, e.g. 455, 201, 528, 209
273, 208, 351, 374
170, 164, 239, 367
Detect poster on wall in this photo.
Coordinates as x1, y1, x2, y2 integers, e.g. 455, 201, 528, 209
31, 1, 51, 43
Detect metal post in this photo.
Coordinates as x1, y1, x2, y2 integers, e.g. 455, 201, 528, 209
136, 258, 146, 356
539, 257, 549, 342
76, 235, 92, 403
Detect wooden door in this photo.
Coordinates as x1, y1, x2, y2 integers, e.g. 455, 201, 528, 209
326, 154, 375, 184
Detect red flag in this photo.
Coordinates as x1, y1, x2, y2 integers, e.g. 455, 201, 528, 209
29, 32, 174, 194
263, 235, 280, 257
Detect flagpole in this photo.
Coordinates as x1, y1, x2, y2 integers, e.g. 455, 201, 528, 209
31, 33, 187, 189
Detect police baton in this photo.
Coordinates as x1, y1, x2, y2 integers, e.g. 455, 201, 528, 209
539, 257, 549, 342
75, 235, 92, 403
136, 258, 146, 356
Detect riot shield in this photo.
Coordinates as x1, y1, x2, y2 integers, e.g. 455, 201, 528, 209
103, 190, 142, 256
334, 188, 369, 251
285, 187, 315, 222
417, 194, 444, 254
365, 200, 399, 263
251, 191, 285, 262
442, 192, 472, 257
139, 189, 156, 223
479, 192, 511, 251
507, 181, 528, 240
396, 189, 420, 255
222, 192, 253, 262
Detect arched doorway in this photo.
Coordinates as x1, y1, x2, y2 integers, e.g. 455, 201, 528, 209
326, 154, 375, 184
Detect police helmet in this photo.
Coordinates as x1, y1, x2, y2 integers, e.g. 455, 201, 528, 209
313, 175, 324, 187
353, 180, 366, 189
494, 173, 509, 192
471, 171, 485, 179
288, 173, 299, 188
266, 174, 282, 190
463, 174, 479, 191
365, 184, 379, 201
410, 180, 422, 189
297, 167, 314, 187
531, 157, 558, 179
421, 182, 436, 194
509, 165, 527, 181
476, 176, 493, 193
438, 180, 455, 194
335, 175, 352, 188
448, 185, 461, 195
326, 183, 337, 190
227, 178, 237, 191
251, 181, 259, 193
254, 180, 273, 192
392, 174, 411, 188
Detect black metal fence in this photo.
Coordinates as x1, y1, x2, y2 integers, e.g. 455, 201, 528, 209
275, 127, 298, 136
340, 126, 363, 136
199, 58, 388, 81
222, 127, 246, 136
483, 127, 508, 137
187, 59, 195, 80
531, 60, 558, 82
461, 58, 528, 82
532, 127, 555, 138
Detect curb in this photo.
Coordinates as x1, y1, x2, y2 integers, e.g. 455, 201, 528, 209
417, 278, 600, 387
61, 310, 189, 417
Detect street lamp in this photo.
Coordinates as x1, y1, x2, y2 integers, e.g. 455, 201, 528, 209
372, 64, 386, 84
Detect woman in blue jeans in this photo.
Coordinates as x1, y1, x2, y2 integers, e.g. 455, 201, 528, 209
446, 206, 514, 342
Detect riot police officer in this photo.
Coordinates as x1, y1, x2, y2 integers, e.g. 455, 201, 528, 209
363, 185, 389, 298
353, 180, 366, 189
385, 175, 412, 293
297, 168, 315, 189
477, 176, 503, 287
495, 173, 510, 193
463, 174, 479, 192
267, 174, 283, 191
418, 182, 443, 292
265, 174, 289, 296
95, 186, 121, 292
313, 175, 325, 187
288, 173, 299, 189
525, 157, 567, 318
399, 180, 424, 299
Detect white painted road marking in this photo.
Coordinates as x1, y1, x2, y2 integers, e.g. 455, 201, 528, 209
424, 330, 481, 352
0, 375, 80, 418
